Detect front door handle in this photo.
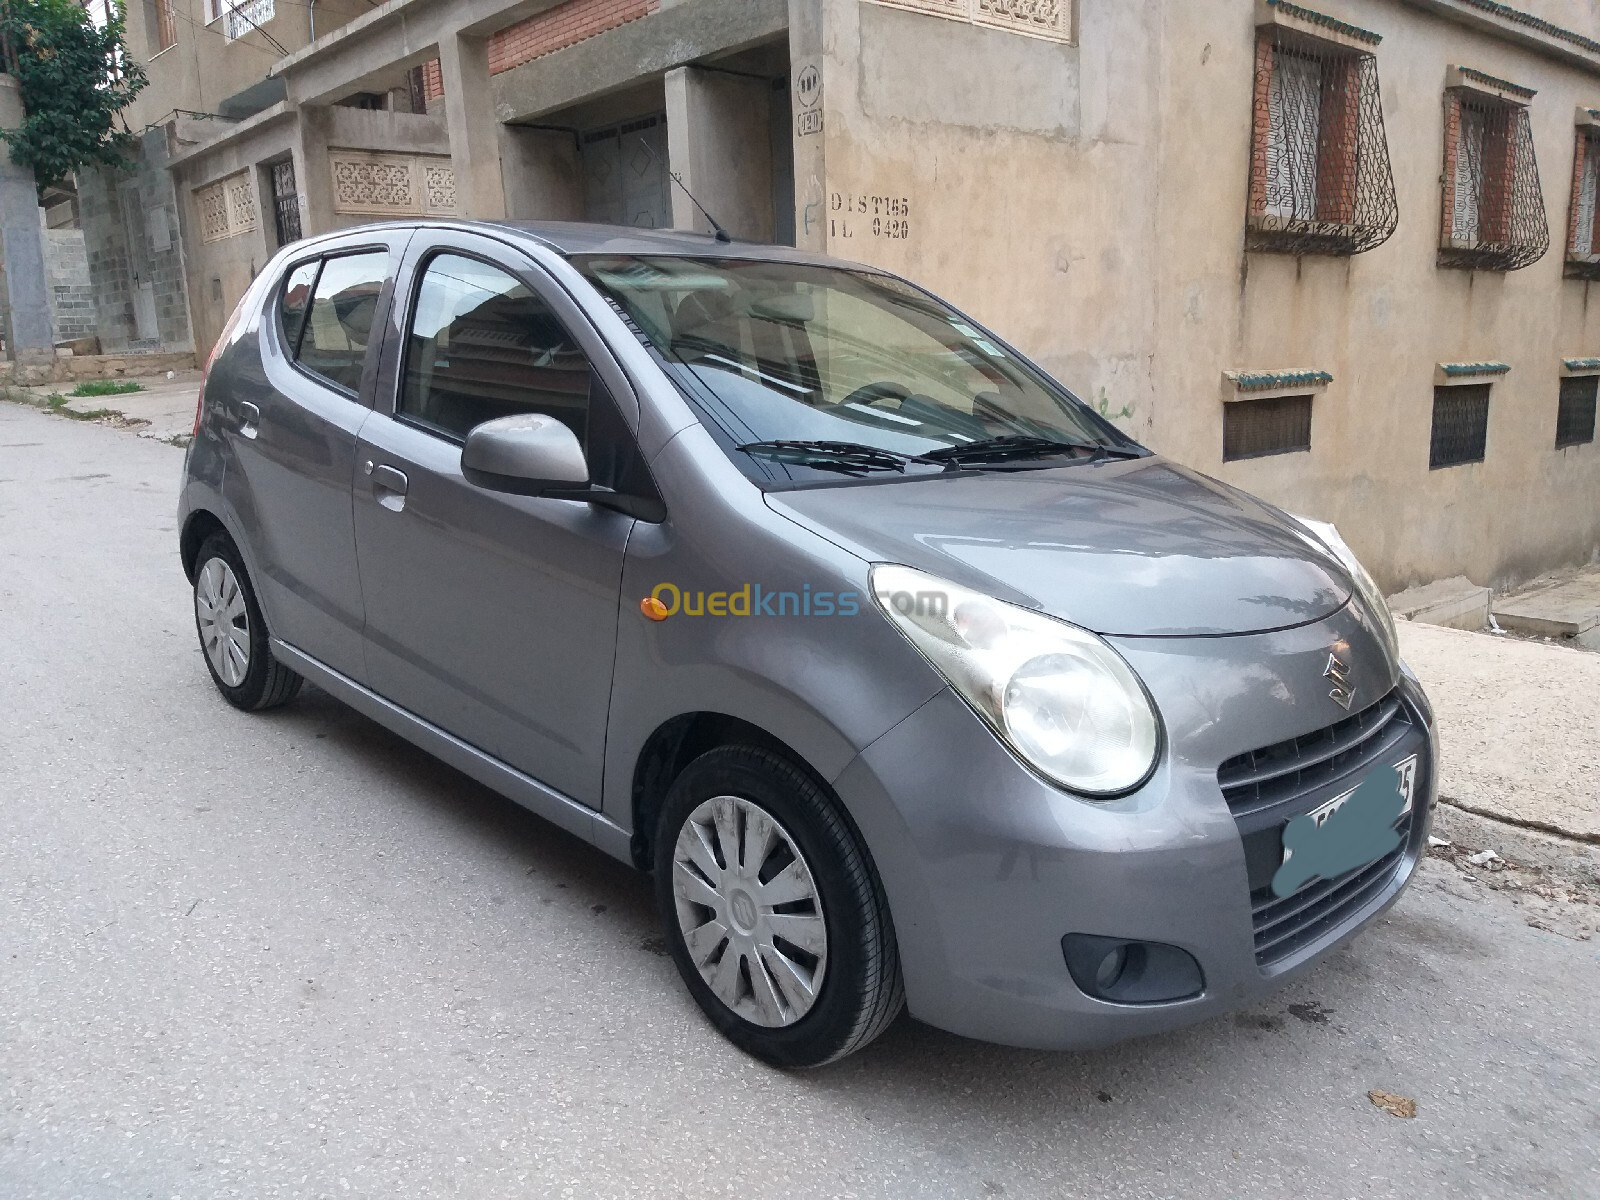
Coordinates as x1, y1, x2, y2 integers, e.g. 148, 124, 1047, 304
364, 460, 409, 511
238, 401, 260, 439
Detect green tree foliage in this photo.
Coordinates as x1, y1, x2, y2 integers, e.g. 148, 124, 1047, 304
0, 0, 147, 192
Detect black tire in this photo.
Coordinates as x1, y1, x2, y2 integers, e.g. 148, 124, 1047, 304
192, 531, 302, 711
653, 745, 904, 1068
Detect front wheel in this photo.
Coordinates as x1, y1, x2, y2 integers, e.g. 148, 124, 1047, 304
192, 532, 302, 711
654, 745, 904, 1067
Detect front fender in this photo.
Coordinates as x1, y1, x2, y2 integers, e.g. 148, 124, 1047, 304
599, 426, 945, 834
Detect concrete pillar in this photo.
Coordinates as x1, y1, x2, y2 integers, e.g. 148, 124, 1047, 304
0, 76, 56, 359
664, 66, 774, 242
289, 106, 337, 236
438, 33, 507, 220
787, 0, 834, 253
499, 126, 584, 221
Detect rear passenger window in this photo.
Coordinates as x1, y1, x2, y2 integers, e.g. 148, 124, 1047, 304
296, 251, 387, 394
278, 260, 319, 353
399, 253, 592, 442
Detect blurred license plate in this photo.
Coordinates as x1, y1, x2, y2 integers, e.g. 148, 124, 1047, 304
1282, 754, 1418, 867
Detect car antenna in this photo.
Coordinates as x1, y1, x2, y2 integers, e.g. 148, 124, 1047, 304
642, 140, 732, 243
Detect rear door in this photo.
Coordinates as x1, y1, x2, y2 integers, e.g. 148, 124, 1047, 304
222, 236, 406, 680
351, 229, 639, 807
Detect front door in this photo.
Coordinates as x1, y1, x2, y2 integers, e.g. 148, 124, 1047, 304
351, 234, 634, 807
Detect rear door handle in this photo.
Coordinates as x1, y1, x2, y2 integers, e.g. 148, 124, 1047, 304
238, 401, 260, 439
364, 460, 409, 511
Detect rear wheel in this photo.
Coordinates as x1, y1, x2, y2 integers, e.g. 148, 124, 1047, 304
654, 745, 904, 1067
192, 532, 301, 711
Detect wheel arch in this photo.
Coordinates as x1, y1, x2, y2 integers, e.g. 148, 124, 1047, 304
180, 508, 231, 582
628, 711, 836, 871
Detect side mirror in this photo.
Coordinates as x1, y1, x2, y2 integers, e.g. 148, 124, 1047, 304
461, 414, 589, 496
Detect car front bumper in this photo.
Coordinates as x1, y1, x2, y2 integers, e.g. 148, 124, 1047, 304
831, 603, 1438, 1051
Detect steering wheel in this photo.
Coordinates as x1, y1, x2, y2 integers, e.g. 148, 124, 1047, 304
839, 381, 911, 409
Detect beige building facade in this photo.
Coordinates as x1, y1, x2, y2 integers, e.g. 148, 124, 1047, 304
116, 0, 1600, 591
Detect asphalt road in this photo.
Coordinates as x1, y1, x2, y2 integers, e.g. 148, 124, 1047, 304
3, 403, 1597, 1200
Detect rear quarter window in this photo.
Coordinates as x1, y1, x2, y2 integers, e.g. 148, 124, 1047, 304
278, 260, 319, 354
293, 251, 388, 394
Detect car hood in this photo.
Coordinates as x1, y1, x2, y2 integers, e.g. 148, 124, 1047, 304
766, 456, 1350, 637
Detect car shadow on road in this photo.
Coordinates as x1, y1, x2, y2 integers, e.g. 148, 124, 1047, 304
258, 681, 662, 939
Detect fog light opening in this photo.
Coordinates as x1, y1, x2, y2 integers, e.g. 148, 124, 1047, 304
1062, 934, 1204, 1005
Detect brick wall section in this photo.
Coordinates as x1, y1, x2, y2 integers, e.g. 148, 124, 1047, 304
1315, 55, 1361, 224
1565, 130, 1586, 255
1480, 104, 1516, 244
417, 1, 658, 108
1441, 90, 1462, 243
487, 0, 658, 76
1247, 30, 1275, 218
1565, 130, 1600, 257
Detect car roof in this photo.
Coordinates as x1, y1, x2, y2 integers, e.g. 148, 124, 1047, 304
489, 220, 845, 264
299, 219, 863, 269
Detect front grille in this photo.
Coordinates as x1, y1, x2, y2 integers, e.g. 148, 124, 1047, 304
1218, 691, 1412, 821
1217, 690, 1425, 968
1250, 814, 1411, 965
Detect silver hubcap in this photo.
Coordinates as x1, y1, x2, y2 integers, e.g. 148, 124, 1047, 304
672, 795, 829, 1028
195, 556, 251, 687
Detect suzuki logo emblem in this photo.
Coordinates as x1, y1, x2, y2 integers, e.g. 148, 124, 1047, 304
1323, 653, 1356, 711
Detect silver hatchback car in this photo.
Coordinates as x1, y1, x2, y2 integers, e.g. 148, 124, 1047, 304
180, 221, 1437, 1067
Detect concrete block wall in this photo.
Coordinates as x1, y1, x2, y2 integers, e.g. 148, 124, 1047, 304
44, 226, 96, 344
77, 130, 194, 355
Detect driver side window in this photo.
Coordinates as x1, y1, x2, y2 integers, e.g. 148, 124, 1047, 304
399, 253, 592, 444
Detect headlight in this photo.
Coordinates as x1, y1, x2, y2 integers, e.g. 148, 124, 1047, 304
869, 565, 1159, 796
1288, 515, 1399, 659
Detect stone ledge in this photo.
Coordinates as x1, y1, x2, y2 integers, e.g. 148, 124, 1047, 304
1387, 575, 1491, 630
0, 352, 196, 386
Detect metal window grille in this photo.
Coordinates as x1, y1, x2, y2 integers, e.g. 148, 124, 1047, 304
1439, 93, 1549, 271
271, 161, 301, 247
1429, 384, 1491, 469
1566, 130, 1600, 279
1247, 29, 1397, 256
223, 0, 274, 42
1556, 375, 1598, 448
1223, 394, 1314, 461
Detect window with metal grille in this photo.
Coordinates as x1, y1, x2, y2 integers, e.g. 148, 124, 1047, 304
1430, 384, 1491, 468
1556, 375, 1598, 448
1565, 128, 1600, 279
1223, 394, 1313, 462
270, 161, 301, 247
1246, 26, 1397, 256
1440, 87, 1548, 271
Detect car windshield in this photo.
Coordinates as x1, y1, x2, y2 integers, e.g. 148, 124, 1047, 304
571, 254, 1141, 481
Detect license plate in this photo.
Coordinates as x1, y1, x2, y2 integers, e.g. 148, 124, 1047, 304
1280, 754, 1418, 871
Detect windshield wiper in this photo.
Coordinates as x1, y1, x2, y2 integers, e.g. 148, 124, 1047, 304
737, 440, 923, 476
920, 435, 1141, 467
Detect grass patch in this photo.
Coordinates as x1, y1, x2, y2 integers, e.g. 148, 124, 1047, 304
70, 379, 144, 397
44, 393, 117, 421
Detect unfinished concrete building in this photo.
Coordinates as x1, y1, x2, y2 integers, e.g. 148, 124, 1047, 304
103, 0, 1600, 591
